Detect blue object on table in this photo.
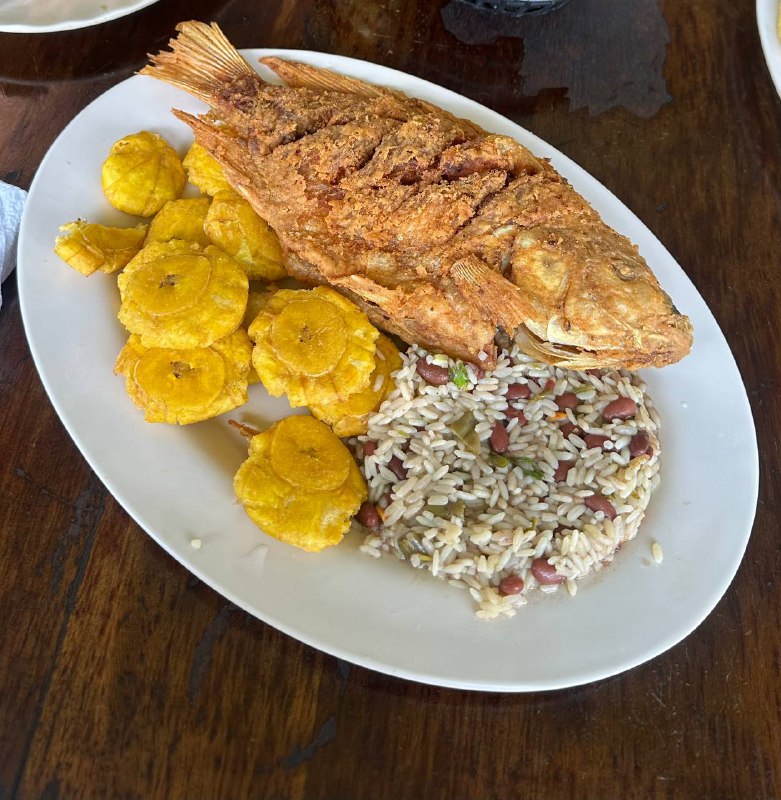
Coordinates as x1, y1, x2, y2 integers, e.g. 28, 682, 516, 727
456, 0, 571, 15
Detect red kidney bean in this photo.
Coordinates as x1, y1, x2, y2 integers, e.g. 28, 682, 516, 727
388, 456, 407, 481
498, 575, 524, 595
415, 359, 450, 385
543, 378, 555, 392
490, 420, 509, 454
586, 369, 602, 377
555, 392, 578, 411
560, 422, 581, 438
363, 440, 376, 457
583, 434, 609, 450
531, 558, 566, 585
553, 460, 575, 482
505, 383, 531, 400
584, 493, 617, 520
603, 396, 638, 421
629, 431, 652, 458
505, 407, 527, 426
356, 501, 381, 529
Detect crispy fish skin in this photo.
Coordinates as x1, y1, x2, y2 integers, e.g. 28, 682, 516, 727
140, 21, 692, 369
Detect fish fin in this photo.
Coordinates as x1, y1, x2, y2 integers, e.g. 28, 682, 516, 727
171, 110, 256, 192
259, 57, 393, 98
449, 257, 608, 367
259, 57, 484, 137
333, 274, 398, 305
334, 273, 498, 367
140, 21, 261, 105
448, 256, 535, 331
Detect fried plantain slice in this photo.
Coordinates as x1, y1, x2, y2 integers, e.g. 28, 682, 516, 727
243, 287, 279, 385
248, 286, 379, 408
309, 333, 402, 437
243, 286, 279, 330
115, 329, 252, 424
233, 415, 367, 552
182, 141, 233, 196
54, 220, 147, 276
144, 197, 211, 247
118, 240, 248, 348
102, 131, 186, 217
204, 191, 287, 281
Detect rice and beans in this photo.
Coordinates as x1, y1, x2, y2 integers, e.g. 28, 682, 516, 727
355, 342, 661, 620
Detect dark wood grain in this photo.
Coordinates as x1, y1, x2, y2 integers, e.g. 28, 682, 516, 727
2, 0, 780, 797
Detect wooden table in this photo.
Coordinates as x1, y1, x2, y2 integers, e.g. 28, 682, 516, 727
1, 1, 778, 797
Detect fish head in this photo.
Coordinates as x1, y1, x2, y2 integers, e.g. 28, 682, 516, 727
508, 225, 693, 369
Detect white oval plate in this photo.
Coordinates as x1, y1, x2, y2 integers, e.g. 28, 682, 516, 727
758, 0, 781, 98
18, 50, 758, 691
0, 0, 160, 33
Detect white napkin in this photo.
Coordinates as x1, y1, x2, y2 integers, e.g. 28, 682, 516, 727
0, 180, 27, 312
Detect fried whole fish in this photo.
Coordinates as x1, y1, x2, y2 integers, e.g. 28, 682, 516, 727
141, 22, 693, 369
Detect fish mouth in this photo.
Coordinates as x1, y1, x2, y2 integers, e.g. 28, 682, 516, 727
514, 325, 603, 369
516, 312, 694, 371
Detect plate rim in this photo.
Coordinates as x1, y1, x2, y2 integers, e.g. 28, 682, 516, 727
757, 0, 781, 98
18, 47, 760, 692
0, 0, 161, 33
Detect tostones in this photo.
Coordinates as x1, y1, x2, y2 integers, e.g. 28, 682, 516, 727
182, 141, 233, 196
243, 286, 279, 330
243, 287, 279, 385
248, 287, 378, 408
144, 197, 211, 248
233, 415, 367, 551
115, 329, 252, 425
204, 191, 287, 281
117, 240, 248, 349
309, 334, 402, 437
102, 131, 185, 217
54, 220, 147, 276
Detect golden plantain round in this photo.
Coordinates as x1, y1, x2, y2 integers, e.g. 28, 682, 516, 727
114, 329, 252, 425
54, 220, 147, 276
144, 197, 211, 248
309, 333, 402, 437
270, 296, 349, 376
269, 414, 352, 491
248, 287, 379, 408
233, 415, 367, 552
182, 141, 233, 196
243, 287, 279, 385
204, 191, 287, 281
118, 240, 248, 348
243, 286, 279, 331
102, 131, 185, 217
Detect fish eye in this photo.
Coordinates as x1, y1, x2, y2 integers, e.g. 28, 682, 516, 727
613, 262, 637, 281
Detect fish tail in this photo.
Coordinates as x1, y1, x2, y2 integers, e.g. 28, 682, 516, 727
140, 21, 261, 104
